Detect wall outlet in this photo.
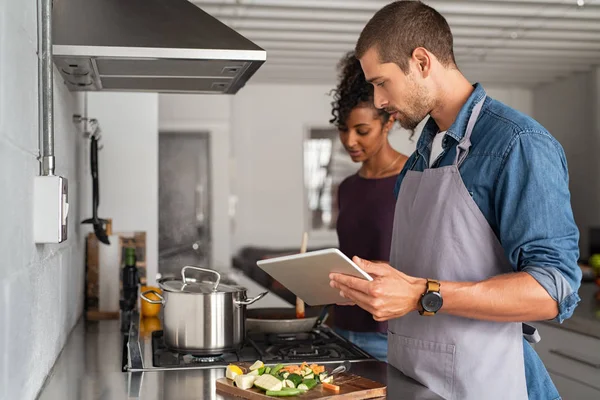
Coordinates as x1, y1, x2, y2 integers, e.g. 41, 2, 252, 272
34, 176, 69, 243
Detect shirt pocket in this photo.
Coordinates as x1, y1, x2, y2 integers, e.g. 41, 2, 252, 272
388, 330, 456, 399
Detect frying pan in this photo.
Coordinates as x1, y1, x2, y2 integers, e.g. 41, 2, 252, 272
246, 305, 330, 334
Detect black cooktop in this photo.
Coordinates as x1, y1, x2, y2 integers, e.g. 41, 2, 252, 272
151, 328, 373, 368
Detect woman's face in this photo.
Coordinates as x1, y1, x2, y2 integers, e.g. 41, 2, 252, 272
338, 105, 393, 162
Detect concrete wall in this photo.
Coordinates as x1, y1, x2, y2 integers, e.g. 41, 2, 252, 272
0, 0, 84, 398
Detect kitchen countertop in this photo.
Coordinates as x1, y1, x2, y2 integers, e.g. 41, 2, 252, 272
538, 283, 600, 339
36, 270, 441, 400
37, 320, 442, 400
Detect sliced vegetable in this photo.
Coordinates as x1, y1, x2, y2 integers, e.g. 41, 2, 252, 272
234, 374, 257, 390
226, 364, 243, 380
270, 364, 284, 376
302, 367, 313, 376
249, 360, 265, 371
265, 388, 302, 397
265, 366, 272, 374
281, 372, 290, 379
282, 379, 295, 388
321, 375, 334, 384
287, 373, 303, 387
318, 372, 328, 382
248, 369, 260, 377
301, 378, 318, 390
310, 364, 326, 374
304, 373, 314, 380
257, 366, 266, 375
322, 382, 340, 393
254, 374, 283, 392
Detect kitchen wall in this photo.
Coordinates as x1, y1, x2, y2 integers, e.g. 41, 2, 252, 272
0, 1, 84, 399
533, 70, 600, 259
84, 93, 159, 283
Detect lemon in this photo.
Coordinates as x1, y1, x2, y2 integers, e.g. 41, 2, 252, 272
226, 364, 243, 380
141, 286, 162, 317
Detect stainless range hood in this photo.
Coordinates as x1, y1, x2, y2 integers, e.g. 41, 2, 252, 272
52, 0, 266, 94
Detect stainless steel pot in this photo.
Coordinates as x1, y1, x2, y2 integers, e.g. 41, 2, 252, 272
140, 266, 267, 355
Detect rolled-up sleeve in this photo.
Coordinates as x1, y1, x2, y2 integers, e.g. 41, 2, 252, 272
494, 131, 582, 322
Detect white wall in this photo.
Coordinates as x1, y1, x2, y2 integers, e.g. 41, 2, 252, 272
85, 93, 159, 283
0, 1, 84, 399
533, 71, 599, 259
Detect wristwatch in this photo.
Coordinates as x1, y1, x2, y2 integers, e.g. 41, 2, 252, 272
419, 279, 443, 316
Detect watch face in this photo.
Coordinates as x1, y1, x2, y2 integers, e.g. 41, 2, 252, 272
422, 292, 443, 313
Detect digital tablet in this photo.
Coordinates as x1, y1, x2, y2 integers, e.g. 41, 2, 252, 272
256, 248, 373, 306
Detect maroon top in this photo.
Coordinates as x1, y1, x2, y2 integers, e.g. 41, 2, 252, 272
335, 172, 399, 333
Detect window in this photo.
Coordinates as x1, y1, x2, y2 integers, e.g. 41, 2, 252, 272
304, 128, 357, 231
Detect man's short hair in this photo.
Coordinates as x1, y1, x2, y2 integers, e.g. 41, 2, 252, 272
356, 1, 456, 72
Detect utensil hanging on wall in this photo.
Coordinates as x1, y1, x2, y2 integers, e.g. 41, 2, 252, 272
81, 133, 110, 244
296, 232, 308, 319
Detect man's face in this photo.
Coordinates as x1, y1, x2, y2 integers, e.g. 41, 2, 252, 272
360, 47, 432, 131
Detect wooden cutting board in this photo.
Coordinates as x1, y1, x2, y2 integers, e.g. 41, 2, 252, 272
215, 363, 386, 399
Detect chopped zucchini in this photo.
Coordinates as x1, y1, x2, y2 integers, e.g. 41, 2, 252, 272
318, 373, 328, 382
304, 373, 314, 380
234, 374, 257, 390
249, 360, 264, 371
281, 372, 290, 379
287, 373, 303, 387
270, 364, 284, 376
282, 379, 295, 388
301, 378, 318, 390
302, 367, 312, 376
321, 375, 334, 384
265, 388, 302, 397
254, 374, 283, 392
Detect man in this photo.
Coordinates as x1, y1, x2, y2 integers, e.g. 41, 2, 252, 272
329, 1, 581, 399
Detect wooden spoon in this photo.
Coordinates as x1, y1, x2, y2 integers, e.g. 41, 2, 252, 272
296, 232, 308, 319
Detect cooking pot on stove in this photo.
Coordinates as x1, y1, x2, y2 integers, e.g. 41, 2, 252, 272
141, 266, 267, 355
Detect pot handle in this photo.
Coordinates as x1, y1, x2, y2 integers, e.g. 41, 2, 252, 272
140, 290, 165, 305
181, 266, 221, 291
236, 291, 268, 306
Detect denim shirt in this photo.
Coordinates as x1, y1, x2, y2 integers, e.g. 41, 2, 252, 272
395, 84, 581, 400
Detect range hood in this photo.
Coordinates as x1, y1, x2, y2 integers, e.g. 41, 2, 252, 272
52, 0, 266, 94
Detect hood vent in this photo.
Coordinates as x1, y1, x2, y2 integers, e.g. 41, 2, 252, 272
52, 0, 266, 94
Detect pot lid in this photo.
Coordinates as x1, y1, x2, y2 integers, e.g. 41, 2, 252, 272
160, 266, 244, 294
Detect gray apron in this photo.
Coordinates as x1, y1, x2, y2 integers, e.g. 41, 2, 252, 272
388, 97, 528, 400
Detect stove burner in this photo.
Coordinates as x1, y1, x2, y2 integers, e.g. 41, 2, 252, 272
185, 354, 224, 363
290, 346, 320, 356
268, 332, 315, 342
280, 345, 341, 360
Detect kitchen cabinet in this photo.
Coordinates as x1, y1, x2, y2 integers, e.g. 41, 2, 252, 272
535, 323, 600, 399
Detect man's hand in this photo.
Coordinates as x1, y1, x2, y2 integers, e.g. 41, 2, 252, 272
329, 256, 426, 321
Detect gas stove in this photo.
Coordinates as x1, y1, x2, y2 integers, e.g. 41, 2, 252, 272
124, 312, 375, 372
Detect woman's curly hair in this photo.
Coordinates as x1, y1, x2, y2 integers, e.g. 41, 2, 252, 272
330, 51, 390, 129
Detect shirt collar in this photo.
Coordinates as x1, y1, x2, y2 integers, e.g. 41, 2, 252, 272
416, 83, 487, 158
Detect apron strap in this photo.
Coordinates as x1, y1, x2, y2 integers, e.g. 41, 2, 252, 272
454, 95, 486, 168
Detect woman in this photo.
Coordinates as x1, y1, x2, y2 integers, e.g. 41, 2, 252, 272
329, 52, 408, 362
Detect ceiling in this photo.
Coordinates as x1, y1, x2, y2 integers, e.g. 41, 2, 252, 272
192, 0, 600, 88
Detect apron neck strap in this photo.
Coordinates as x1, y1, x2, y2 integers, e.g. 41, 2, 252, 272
454, 95, 486, 168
